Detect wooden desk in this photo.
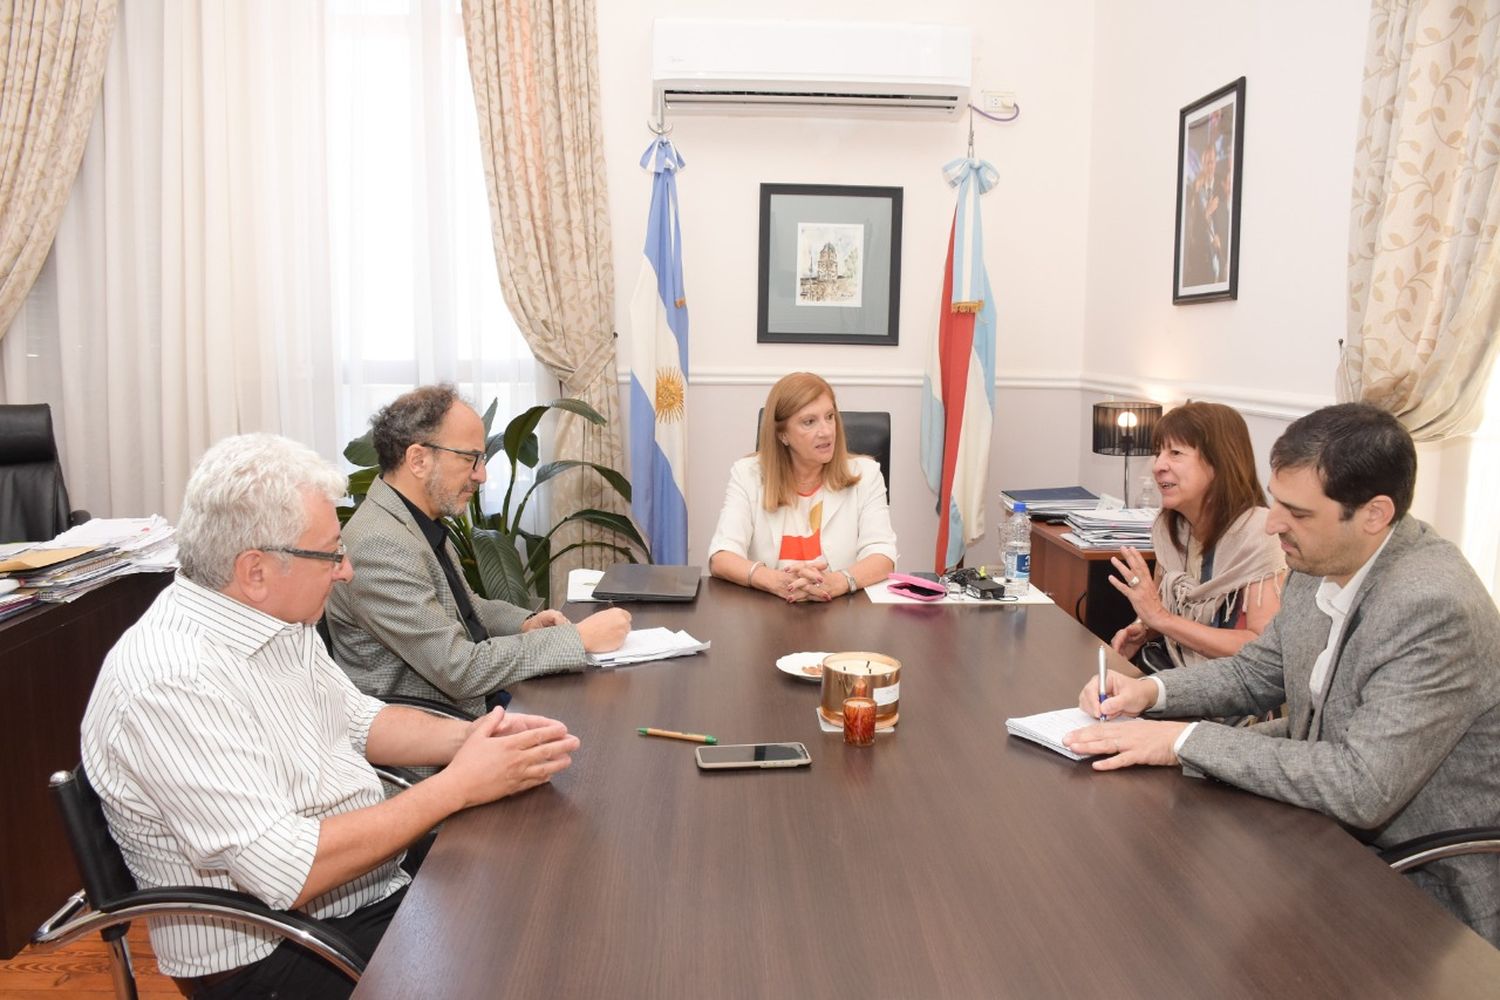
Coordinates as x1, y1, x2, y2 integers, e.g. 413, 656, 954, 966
353, 580, 1500, 999
1029, 519, 1153, 641
0, 571, 170, 957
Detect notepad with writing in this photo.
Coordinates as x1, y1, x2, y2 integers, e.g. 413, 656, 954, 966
1005, 707, 1135, 760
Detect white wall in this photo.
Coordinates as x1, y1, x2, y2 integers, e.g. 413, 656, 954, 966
1078, 0, 1369, 503
599, 0, 1098, 569
597, 1, 1407, 570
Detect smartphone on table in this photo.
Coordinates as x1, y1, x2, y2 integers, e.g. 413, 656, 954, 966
695, 742, 812, 770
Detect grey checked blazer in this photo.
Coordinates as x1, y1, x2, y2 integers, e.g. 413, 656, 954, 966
1156, 516, 1500, 946
325, 476, 586, 717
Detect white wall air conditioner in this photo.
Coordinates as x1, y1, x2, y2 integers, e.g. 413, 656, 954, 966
651, 19, 972, 122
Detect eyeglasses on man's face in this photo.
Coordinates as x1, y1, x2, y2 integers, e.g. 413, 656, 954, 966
263, 542, 348, 566
421, 442, 486, 472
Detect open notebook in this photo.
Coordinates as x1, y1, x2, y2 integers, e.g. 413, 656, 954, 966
1005, 707, 1139, 760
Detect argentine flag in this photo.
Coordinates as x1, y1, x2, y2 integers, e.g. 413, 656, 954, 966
627, 137, 689, 564
920, 157, 999, 572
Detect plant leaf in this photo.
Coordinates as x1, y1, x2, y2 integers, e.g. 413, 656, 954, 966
346, 466, 378, 498
473, 528, 537, 608
552, 509, 652, 560
531, 460, 634, 502
548, 540, 641, 567
344, 432, 379, 467
545, 397, 606, 424
502, 404, 552, 469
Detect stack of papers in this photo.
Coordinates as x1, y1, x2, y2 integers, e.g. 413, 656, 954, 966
998, 486, 1100, 517
0, 585, 39, 623
0, 516, 178, 604
567, 568, 605, 603
588, 627, 709, 668
49, 516, 179, 571
1006, 707, 1139, 760
1061, 508, 1155, 549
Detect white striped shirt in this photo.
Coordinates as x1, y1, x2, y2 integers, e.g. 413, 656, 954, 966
80, 575, 409, 976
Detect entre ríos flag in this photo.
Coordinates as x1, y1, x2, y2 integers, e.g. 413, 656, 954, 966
920, 157, 998, 572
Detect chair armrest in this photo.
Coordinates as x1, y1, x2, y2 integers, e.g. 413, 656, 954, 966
33, 884, 368, 982
381, 695, 476, 722
374, 764, 419, 791
1379, 827, 1500, 873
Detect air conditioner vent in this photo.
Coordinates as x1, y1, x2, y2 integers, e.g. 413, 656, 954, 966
653, 19, 972, 121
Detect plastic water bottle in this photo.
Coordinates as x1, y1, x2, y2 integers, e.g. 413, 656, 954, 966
1002, 501, 1031, 594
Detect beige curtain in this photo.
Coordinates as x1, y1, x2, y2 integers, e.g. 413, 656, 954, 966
0, 0, 115, 340
1340, 0, 1500, 440
461, 0, 625, 597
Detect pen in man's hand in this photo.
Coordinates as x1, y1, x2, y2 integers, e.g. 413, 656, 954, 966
638, 727, 717, 744
1097, 646, 1109, 721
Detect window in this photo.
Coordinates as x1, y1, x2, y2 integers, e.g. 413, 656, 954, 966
326, 0, 545, 511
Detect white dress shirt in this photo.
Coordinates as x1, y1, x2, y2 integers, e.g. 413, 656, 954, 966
81, 575, 408, 976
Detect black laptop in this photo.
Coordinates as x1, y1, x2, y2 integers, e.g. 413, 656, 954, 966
592, 564, 702, 602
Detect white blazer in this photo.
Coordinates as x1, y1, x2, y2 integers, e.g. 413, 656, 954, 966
706, 455, 898, 570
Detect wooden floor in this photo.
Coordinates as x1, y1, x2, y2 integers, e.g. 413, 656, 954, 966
0, 924, 178, 998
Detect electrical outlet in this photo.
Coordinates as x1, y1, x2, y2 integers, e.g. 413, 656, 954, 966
979, 91, 1016, 115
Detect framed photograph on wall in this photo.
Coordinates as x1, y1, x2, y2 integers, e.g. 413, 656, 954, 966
757, 184, 902, 345
1173, 77, 1245, 304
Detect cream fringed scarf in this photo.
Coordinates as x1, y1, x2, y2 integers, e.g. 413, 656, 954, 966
1150, 506, 1286, 669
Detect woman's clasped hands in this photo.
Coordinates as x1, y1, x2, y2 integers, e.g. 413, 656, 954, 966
764, 556, 842, 603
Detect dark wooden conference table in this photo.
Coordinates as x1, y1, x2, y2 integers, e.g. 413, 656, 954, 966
353, 578, 1500, 999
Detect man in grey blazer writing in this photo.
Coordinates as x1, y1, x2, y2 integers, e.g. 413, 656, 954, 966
326, 384, 630, 717
1067, 403, 1500, 946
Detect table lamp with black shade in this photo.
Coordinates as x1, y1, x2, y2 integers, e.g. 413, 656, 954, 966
1091, 401, 1163, 507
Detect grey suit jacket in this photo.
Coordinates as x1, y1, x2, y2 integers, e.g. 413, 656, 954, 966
1156, 516, 1500, 946
325, 476, 586, 717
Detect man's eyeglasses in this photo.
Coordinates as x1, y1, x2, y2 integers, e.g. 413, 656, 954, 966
264, 543, 348, 566
421, 442, 486, 471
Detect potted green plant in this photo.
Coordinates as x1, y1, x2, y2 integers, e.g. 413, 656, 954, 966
341, 397, 649, 608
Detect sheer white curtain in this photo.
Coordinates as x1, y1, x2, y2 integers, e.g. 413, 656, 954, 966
0, 0, 539, 520
1462, 376, 1500, 601
327, 0, 544, 478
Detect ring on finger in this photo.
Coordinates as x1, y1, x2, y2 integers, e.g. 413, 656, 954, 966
1129, 575, 1141, 587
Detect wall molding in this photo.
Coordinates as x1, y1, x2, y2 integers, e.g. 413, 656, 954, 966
672, 367, 1333, 422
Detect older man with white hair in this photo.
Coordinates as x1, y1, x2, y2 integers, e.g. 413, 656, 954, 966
81, 433, 579, 998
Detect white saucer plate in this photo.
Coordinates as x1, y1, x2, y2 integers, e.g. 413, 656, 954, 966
775, 651, 830, 682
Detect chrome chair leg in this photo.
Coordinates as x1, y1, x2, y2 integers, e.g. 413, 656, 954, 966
105, 933, 139, 1000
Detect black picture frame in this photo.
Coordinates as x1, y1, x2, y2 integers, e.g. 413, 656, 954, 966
1172, 77, 1245, 304
757, 183, 902, 345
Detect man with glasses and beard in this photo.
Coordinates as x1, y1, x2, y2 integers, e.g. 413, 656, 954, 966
326, 384, 629, 717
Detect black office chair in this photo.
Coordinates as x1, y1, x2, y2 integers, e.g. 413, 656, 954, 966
314, 617, 482, 733
32, 766, 369, 998
0, 403, 89, 542
756, 408, 892, 500
1379, 827, 1500, 873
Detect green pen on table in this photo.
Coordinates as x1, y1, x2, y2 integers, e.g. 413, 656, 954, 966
638, 727, 717, 745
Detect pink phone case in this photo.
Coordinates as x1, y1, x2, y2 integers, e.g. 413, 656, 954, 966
884, 573, 948, 602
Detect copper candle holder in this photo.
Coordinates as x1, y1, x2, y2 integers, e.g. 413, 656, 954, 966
819, 651, 900, 728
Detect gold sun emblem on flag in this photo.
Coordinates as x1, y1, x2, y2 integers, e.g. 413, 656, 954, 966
654, 367, 686, 423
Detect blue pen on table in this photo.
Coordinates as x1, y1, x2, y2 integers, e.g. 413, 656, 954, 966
1097, 646, 1109, 721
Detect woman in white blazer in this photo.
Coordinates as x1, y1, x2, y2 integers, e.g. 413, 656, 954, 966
708, 372, 897, 602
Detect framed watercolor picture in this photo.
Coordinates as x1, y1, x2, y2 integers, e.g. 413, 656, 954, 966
1173, 77, 1245, 304
757, 184, 902, 345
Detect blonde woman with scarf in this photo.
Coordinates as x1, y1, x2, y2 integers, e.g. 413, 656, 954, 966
1110, 402, 1285, 672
